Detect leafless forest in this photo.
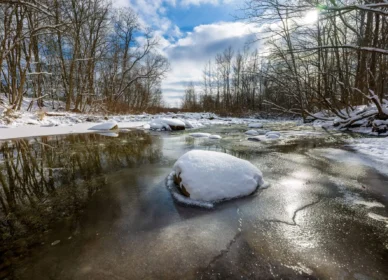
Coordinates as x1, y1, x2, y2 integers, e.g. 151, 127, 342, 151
1, 0, 388, 129
0, 0, 170, 113
182, 0, 388, 129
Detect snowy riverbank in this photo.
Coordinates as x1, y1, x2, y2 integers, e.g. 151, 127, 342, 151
0, 109, 251, 140
1, 105, 387, 173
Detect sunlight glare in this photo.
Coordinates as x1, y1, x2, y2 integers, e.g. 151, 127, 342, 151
303, 10, 319, 24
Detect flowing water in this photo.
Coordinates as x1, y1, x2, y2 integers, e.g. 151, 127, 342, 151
0, 122, 388, 279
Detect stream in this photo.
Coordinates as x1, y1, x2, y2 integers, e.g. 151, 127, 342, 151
1, 121, 388, 279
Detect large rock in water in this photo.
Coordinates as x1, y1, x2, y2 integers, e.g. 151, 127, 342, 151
172, 150, 265, 202
150, 118, 185, 131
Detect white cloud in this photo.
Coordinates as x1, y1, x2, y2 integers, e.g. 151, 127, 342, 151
112, 0, 257, 106
161, 21, 262, 106
181, 0, 218, 6
112, 0, 131, 8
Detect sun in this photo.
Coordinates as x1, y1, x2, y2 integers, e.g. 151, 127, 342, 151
303, 10, 319, 24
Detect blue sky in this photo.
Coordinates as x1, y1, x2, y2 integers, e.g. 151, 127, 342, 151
165, 2, 239, 32
113, 0, 260, 106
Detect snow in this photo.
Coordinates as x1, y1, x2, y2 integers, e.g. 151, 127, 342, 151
0, 122, 146, 140
246, 131, 282, 142
180, 119, 203, 129
266, 131, 281, 139
313, 146, 388, 177
245, 130, 259, 136
343, 138, 388, 176
166, 172, 214, 209
256, 130, 269, 135
171, 150, 267, 204
346, 138, 388, 165
310, 101, 388, 135
266, 134, 280, 139
190, 133, 211, 138
149, 118, 185, 131
367, 213, 388, 226
89, 121, 118, 130
209, 135, 222, 139
354, 200, 385, 209
0, 108, 252, 140
248, 123, 263, 128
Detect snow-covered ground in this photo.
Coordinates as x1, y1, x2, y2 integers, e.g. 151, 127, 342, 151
1, 99, 387, 175
346, 137, 388, 164
310, 101, 388, 136
312, 138, 388, 177
0, 105, 252, 140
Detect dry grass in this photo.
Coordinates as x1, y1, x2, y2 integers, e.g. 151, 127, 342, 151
1, 106, 20, 124
36, 109, 46, 121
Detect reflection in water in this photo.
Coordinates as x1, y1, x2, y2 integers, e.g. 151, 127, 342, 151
0, 131, 161, 273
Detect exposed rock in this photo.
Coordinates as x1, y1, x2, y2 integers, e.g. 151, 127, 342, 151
173, 173, 191, 197
248, 136, 261, 142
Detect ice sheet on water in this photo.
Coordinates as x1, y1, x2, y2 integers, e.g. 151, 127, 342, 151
89, 121, 118, 130
314, 147, 388, 177
189, 133, 211, 138
248, 123, 263, 128
245, 130, 259, 136
346, 138, 388, 167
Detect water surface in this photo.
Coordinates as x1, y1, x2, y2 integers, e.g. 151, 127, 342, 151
1, 124, 388, 279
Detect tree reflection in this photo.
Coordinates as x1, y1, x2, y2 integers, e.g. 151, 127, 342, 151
0, 131, 161, 262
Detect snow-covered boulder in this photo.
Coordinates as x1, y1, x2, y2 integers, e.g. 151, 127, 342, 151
248, 123, 263, 128
190, 133, 211, 138
150, 118, 185, 131
245, 130, 259, 136
182, 119, 194, 129
181, 119, 204, 129
171, 150, 266, 203
209, 135, 222, 139
89, 121, 118, 130
266, 131, 281, 139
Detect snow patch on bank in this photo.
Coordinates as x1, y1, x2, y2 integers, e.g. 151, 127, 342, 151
1, 108, 265, 140
89, 121, 118, 130
346, 138, 388, 167
314, 147, 388, 177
